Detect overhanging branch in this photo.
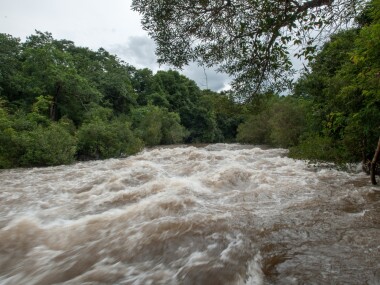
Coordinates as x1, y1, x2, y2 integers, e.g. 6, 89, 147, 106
298, 0, 334, 13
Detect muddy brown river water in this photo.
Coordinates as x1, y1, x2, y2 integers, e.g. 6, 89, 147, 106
0, 144, 379, 284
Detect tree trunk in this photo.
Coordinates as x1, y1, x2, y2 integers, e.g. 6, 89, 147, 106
370, 136, 380, 185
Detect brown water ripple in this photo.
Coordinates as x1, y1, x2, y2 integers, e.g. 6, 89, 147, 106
0, 144, 379, 284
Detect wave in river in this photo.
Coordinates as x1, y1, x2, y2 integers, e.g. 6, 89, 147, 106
0, 144, 379, 284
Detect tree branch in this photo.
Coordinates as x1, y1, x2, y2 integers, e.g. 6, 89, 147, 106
298, 0, 334, 13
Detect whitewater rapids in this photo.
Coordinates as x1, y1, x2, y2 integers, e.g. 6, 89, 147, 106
0, 144, 379, 284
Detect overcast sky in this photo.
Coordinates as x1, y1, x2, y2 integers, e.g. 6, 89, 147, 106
0, 0, 231, 91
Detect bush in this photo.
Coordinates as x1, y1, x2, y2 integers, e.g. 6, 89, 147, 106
237, 98, 309, 147
0, 127, 22, 168
268, 99, 308, 147
289, 134, 348, 163
131, 105, 188, 146
131, 106, 163, 146
161, 111, 189, 144
77, 118, 143, 159
19, 123, 77, 166
236, 111, 272, 144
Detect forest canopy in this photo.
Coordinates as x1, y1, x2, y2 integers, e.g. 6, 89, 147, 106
0, 31, 245, 168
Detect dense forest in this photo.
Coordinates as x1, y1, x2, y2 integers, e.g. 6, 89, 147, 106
0, 30, 246, 168
0, 1, 379, 175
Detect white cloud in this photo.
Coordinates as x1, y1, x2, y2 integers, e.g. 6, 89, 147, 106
111, 36, 158, 69
0, 0, 143, 45
182, 63, 231, 92
111, 36, 231, 92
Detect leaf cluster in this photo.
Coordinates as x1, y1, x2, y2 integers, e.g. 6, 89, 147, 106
132, 0, 368, 98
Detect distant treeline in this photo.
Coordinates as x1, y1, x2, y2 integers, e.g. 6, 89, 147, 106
0, 31, 246, 168
0, 1, 379, 169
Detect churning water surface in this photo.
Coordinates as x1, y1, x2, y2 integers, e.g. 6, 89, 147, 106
0, 144, 379, 285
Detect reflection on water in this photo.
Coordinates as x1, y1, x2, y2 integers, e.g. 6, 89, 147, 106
0, 144, 379, 284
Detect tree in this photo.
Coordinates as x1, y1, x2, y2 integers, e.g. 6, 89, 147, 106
13, 31, 102, 124
200, 89, 244, 142
77, 107, 143, 160
19, 122, 77, 167
0, 34, 21, 101
236, 96, 309, 147
290, 0, 380, 180
131, 105, 164, 146
67, 46, 138, 114
349, 0, 380, 184
132, 0, 368, 97
130, 105, 188, 146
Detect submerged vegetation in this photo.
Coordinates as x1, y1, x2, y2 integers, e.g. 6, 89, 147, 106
0, 0, 379, 177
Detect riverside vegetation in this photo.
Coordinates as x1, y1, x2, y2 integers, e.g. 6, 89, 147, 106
0, 1, 379, 179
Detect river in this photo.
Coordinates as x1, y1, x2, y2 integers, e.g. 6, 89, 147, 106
0, 144, 379, 284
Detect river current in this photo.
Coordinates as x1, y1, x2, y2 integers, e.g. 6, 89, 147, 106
0, 144, 379, 284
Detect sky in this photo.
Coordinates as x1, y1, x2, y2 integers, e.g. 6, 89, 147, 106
0, 0, 231, 91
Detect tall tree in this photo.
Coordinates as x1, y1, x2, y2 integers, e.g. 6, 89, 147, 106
0, 34, 21, 101
15, 31, 102, 123
66, 46, 138, 114
291, 0, 380, 183
132, 0, 368, 97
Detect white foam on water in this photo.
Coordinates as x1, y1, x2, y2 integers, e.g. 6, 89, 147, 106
0, 144, 378, 284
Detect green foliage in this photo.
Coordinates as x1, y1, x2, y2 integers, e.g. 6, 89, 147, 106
82, 103, 114, 123
0, 101, 77, 168
268, 99, 309, 147
19, 122, 77, 167
237, 112, 272, 145
27, 95, 52, 126
77, 117, 143, 159
10, 31, 103, 124
179, 104, 222, 143
132, 0, 368, 96
0, 103, 20, 168
201, 90, 244, 142
131, 105, 163, 146
131, 69, 226, 143
237, 97, 309, 147
289, 135, 348, 163
161, 111, 189, 145
131, 105, 188, 146
0, 29, 293, 168
146, 92, 171, 108
0, 34, 21, 100
91, 49, 138, 113
291, 0, 380, 163
0, 98, 78, 168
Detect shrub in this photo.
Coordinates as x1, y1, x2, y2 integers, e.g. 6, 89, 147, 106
19, 123, 77, 166
237, 98, 309, 147
132, 106, 163, 146
268, 99, 308, 147
289, 134, 348, 163
161, 111, 189, 144
236, 112, 272, 144
77, 118, 143, 159
131, 105, 187, 146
